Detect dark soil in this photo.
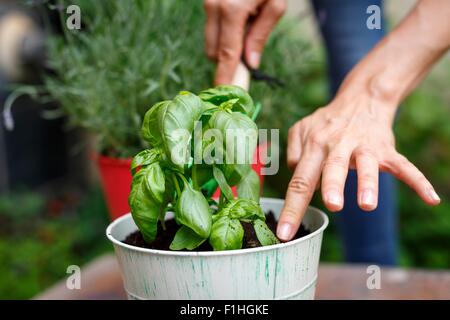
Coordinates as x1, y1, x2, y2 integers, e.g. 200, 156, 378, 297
123, 210, 310, 251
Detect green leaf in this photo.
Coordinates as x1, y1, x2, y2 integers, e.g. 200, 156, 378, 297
128, 162, 165, 243
215, 198, 265, 221
141, 101, 169, 147
159, 172, 175, 224
209, 110, 257, 185
253, 219, 280, 246
212, 166, 234, 201
175, 182, 212, 238
199, 85, 255, 118
170, 225, 206, 250
209, 216, 244, 251
130, 149, 161, 175
220, 164, 251, 186
195, 164, 213, 186
237, 170, 260, 202
159, 91, 204, 169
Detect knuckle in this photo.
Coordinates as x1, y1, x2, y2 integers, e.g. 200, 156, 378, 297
287, 157, 298, 170
288, 176, 312, 195
397, 154, 411, 167
354, 146, 376, 159
219, 0, 242, 14
205, 49, 216, 60
308, 131, 325, 148
359, 172, 375, 184
325, 154, 347, 169
270, 0, 287, 16
204, 0, 218, 11
249, 33, 266, 49
282, 206, 300, 219
218, 46, 240, 61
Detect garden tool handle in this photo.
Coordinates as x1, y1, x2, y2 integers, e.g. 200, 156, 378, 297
231, 62, 250, 91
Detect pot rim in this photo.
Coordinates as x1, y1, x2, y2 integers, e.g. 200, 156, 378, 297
106, 197, 328, 257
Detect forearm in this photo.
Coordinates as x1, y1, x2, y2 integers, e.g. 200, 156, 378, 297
336, 0, 450, 117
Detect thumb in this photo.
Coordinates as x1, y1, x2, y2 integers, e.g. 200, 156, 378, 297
244, 0, 286, 69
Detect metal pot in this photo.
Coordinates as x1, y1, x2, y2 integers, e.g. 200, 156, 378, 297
106, 197, 328, 300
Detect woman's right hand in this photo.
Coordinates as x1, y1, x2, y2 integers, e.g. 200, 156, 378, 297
203, 0, 286, 85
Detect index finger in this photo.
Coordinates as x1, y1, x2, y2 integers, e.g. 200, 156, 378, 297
214, 5, 248, 85
277, 146, 325, 241
204, 0, 221, 60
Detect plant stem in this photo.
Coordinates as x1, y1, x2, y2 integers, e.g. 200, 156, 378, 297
219, 191, 224, 210
172, 175, 181, 195
191, 164, 199, 190
159, 212, 166, 231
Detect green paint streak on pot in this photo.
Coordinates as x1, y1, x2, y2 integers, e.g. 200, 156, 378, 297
255, 254, 261, 280
143, 278, 149, 295
264, 256, 270, 281
275, 252, 282, 274
200, 259, 206, 288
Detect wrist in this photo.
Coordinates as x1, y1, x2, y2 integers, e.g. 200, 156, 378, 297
331, 73, 399, 126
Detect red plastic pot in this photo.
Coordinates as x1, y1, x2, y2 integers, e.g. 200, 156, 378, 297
96, 155, 133, 221
97, 143, 268, 220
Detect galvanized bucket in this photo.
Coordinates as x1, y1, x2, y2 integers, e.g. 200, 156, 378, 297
106, 197, 328, 300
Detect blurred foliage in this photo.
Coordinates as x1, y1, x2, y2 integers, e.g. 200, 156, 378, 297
43, 0, 316, 158
0, 189, 110, 299
394, 68, 450, 268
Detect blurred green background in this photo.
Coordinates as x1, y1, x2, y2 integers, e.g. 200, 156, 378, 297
0, 0, 448, 299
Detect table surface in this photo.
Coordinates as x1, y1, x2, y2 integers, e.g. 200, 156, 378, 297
35, 254, 450, 300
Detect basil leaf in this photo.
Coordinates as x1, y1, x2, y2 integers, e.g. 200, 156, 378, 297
212, 166, 234, 201
253, 219, 280, 246
218, 198, 265, 221
199, 85, 255, 118
128, 162, 165, 243
159, 172, 175, 223
130, 149, 161, 176
169, 225, 206, 250
210, 110, 257, 185
141, 101, 169, 147
237, 169, 260, 202
159, 91, 203, 169
175, 182, 212, 238
209, 216, 244, 251
196, 164, 219, 198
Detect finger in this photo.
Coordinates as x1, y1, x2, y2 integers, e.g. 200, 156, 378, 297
386, 152, 440, 205
215, 3, 248, 85
204, 0, 220, 60
277, 145, 325, 241
287, 123, 302, 171
321, 146, 352, 212
244, 0, 286, 68
355, 150, 379, 211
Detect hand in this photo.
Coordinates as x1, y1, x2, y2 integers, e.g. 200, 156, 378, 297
203, 0, 286, 85
276, 93, 441, 241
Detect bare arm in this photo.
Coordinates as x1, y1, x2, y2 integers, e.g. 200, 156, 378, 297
278, 0, 449, 241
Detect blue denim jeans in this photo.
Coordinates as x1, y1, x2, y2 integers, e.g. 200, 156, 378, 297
311, 0, 398, 265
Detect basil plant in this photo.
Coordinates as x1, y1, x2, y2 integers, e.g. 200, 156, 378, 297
129, 85, 279, 250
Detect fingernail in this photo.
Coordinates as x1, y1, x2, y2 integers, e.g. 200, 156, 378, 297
326, 190, 342, 207
428, 188, 440, 202
248, 51, 260, 68
361, 189, 375, 206
277, 222, 293, 241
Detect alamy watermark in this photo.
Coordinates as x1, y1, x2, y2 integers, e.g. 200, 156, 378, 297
66, 265, 81, 290
66, 5, 81, 30
366, 5, 382, 30
366, 265, 381, 290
